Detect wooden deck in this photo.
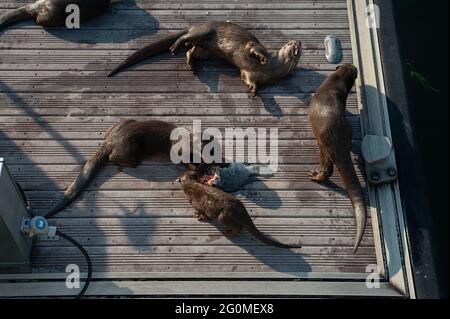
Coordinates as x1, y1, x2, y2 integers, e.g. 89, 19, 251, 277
0, 0, 394, 297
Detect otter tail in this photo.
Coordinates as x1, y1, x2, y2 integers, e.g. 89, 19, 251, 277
335, 153, 367, 254
0, 5, 34, 31
238, 213, 302, 249
44, 144, 111, 218
107, 30, 188, 77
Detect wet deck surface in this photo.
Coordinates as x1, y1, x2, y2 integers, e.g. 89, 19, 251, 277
0, 0, 376, 276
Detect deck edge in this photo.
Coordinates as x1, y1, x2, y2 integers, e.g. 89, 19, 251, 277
346, 0, 416, 298
0, 280, 403, 298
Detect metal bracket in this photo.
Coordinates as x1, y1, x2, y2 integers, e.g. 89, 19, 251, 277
36, 226, 59, 241
36, 234, 60, 241
362, 135, 398, 186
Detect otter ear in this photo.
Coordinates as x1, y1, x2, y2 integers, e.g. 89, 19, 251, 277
335, 65, 341, 71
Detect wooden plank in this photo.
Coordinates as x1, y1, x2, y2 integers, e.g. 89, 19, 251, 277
0, 140, 364, 166
0, 271, 371, 281
0, 115, 363, 140
0, 280, 402, 298
29, 245, 376, 274
0, 0, 350, 10
0, 138, 362, 150
28, 217, 374, 248
0, 29, 352, 50
0, 8, 351, 30
0, 92, 360, 117
0, 154, 362, 165
0, 50, 353, 69
22, 189, 368, 214
8, 163, 367, 191
0, 69, 350, 94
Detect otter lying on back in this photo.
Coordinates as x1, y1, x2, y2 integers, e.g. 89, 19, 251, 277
108, 21, 302, 98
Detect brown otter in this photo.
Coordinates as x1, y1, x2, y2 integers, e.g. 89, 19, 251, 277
42, 119, 177, 218
308, 64, 366, 254
179, 167, 302, 249
0, 0, 118, 30
107, 21, 302, 98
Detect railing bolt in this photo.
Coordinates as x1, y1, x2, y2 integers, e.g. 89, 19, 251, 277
388, 168, 397, 177
371, 172, 380, 181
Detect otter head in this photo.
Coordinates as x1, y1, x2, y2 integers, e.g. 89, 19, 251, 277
178, 166, 198, 185
178, 164, 219, 186
279, 40, 302, 63
336, 64, 358, 79
336, 64, 358, 91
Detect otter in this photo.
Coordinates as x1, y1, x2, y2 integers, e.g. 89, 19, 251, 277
179, 167, 302, 249
0, 0, 119, 30
308, 64, 366, 254
42, 119, 177, 218
107, 21, 302, 98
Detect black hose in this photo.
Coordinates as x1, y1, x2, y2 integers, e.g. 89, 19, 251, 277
56, 230, 93, 299
15, 180, 92, 297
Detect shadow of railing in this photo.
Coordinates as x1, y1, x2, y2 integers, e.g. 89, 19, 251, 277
0, 81, 85, 162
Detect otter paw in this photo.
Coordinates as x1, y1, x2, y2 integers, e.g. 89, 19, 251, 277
194, 212, 209, 222
189, 65, 198, 75
259, 56, 268, 65
308, 170, 328, 183
169, 45, 178, 55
